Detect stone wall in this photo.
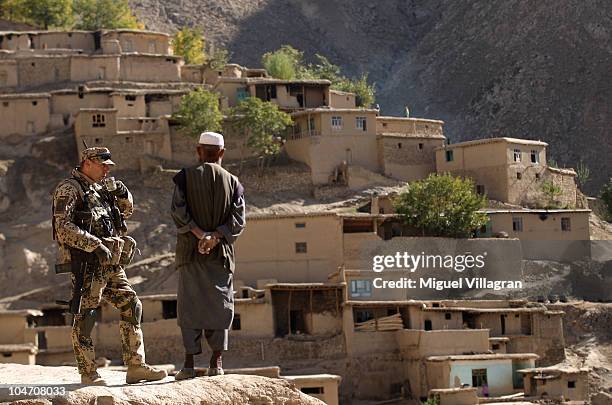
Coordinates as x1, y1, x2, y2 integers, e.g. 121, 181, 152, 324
16, 56, 71, 88
379, 136, 443, 181
70, 55, 120, 82
0, 60, 18, 87
120, 55, 182, 82
0, 96, 49, 136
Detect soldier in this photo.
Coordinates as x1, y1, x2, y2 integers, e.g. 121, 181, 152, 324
52, 147, 167, 385
171, 132, 245, 380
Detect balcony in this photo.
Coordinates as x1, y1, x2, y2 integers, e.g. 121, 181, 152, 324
287, 130, 321, 140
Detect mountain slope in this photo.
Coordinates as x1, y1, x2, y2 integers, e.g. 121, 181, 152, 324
131, 0, 611, 193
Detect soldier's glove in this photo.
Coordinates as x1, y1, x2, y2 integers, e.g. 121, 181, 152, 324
109, 181, 128, 198
94, 244, 113, 266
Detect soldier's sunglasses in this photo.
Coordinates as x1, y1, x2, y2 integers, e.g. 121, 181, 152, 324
94, 152, 112, 161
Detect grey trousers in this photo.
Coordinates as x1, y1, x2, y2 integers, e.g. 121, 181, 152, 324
181, 328, 228, 354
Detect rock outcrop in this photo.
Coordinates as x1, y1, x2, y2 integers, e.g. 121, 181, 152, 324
0, 364, 324, 405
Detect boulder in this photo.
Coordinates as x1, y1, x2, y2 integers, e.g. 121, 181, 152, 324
0, 364, 324, 405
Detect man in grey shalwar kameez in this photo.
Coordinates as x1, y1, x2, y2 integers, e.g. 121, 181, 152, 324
170, 131, 245, 380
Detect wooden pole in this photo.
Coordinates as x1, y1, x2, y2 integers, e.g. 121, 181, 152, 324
287, 290, 292, 336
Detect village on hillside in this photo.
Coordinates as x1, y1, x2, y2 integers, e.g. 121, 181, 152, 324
0, 28, 610, 405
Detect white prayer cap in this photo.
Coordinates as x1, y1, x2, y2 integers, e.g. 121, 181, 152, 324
198, 131, 224, 147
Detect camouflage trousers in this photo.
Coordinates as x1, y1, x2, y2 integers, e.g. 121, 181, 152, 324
71, 266, 145, 375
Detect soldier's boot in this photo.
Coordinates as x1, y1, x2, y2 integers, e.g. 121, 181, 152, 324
207, 351, 224, 376
126, 364, 167, 384
81, 371, 107, 386
175, 368, 197, 381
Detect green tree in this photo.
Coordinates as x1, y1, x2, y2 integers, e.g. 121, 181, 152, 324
303, 54, 341, 82
172, 27, 205, 65
173, 89, 223, 138
206, 47, 229, 70
334, 73, 376, 107
229, 97, 292, 168
261, 45, 377, 106
575, 160, 590, 188
599, 177, 612, 221
393, 173, 488, 238
74, 0, 143, 30
261, 45, 303, 80
0, 0, 31, 24
1, 0, 73, 28
540, 180, 562, 208
27, 0, 73, 29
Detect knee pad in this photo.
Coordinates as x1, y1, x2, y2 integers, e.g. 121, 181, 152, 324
120, 298, 142, 326
76, 308, 98, 336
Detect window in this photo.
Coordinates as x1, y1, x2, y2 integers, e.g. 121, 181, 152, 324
301, 387, 324, 394
513, 149, 521, 162
517, 172, 522, 180
424, 320, 432, 331
94, 138, 102, 143
331, 116, 342, 130
512, 217, 523, 232
531, 150, 540, 164
125, 136, 132, 143
37, 331, 47, 350
2, 102, 8, 107
267, 85, 277, 99
472, 369, 488, 387
354, 309, 374, 323
350, 280, 372, 298
476, 185, 485, 195
295, 222, 306, 228
398, 142, 402, 149
445, 313, 452, 320
32, 101, 37, 106
92, 114, 106, 128
492, 343, 500, 350
232, 314, 241, 330
561, 217, 571, 231
162, 300, 177, 319
446, 150, 454, 162
567, 381, 575, 389
125, 95, 137, 101
535, 173, 541, 180
356, 116, 367, 131
308, 117, 315, 132
418, 143, 423, 150
295, 242, 307, 253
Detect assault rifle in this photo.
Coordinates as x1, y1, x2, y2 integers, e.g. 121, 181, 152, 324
55, 250, 97, 315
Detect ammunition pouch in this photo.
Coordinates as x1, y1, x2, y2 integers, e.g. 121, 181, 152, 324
100, 237, 125, 266
118, 236, 137, 266
99, 236, 137, 267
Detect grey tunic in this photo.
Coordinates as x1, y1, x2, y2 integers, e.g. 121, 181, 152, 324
171, 163, 245, 330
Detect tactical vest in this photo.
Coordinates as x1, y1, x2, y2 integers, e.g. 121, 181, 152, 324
52, 177, 117, 242
175, 163, 238, 271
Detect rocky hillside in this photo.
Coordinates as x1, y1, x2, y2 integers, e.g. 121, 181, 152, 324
130, 0, 611, 194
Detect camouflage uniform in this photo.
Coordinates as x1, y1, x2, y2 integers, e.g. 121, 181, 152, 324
52, 147, 145, 376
